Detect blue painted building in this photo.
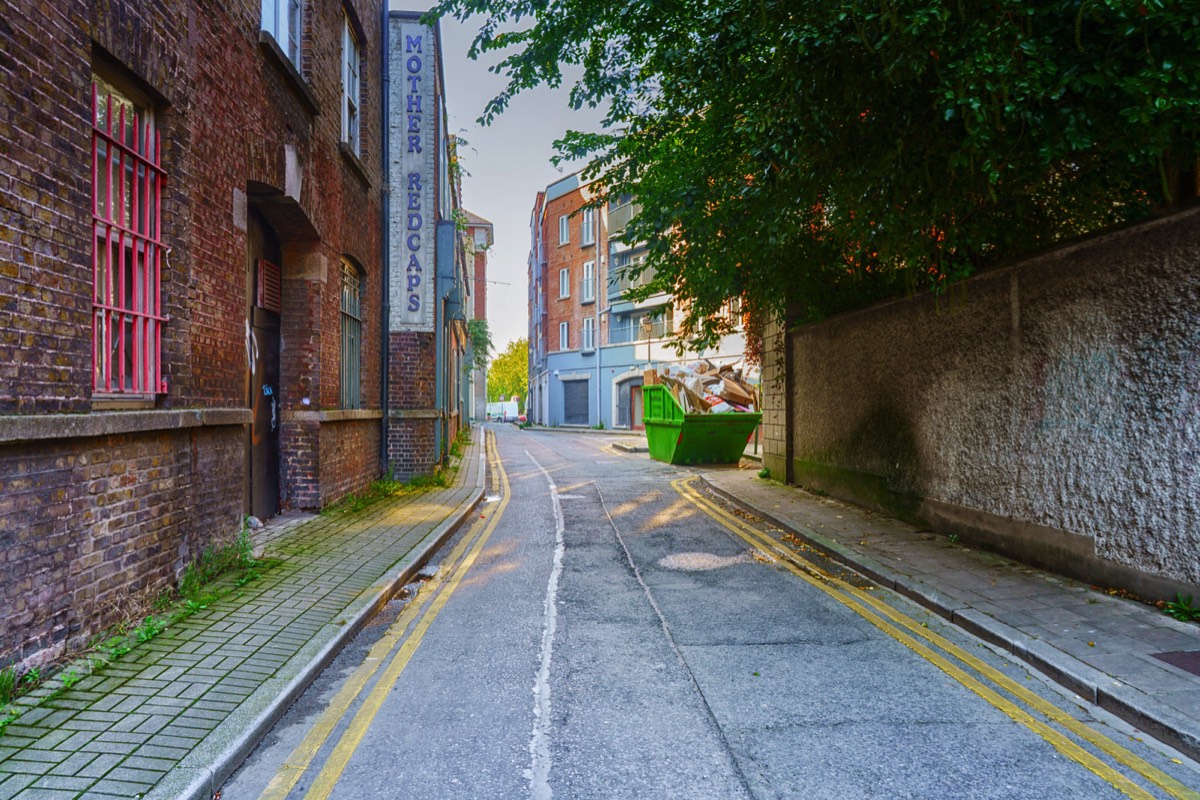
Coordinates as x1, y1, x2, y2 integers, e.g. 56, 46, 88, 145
528, 177, 745, 430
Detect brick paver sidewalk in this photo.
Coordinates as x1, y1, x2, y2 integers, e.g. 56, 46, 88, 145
703, 467, 1200, 763
0, 436, 485, 800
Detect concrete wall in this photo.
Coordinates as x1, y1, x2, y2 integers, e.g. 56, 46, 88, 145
763, 208, 1200, 599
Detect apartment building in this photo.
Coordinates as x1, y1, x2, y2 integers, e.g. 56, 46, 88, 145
528, 175, 746, 428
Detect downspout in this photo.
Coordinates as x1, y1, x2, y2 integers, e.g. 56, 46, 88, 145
379, 6, 391, 476
595, 205, 604, 427
435, 295, 444, 465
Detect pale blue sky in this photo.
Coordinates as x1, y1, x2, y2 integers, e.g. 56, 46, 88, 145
436, 13, 607, 352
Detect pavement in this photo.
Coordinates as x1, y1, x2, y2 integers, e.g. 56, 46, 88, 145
0, 436, 486, 800
702, 465, 1200, 764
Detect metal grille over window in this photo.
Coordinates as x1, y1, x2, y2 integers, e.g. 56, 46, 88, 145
340, 260, 362, 408
92, 78, 166, 397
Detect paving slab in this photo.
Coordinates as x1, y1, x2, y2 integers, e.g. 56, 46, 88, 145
0, 435, 485, 800
702, 467, 1200, 762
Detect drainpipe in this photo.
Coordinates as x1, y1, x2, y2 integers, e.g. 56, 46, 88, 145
595, 205, 605, 427
379, 6, 391, 476
434, 221, 455, 465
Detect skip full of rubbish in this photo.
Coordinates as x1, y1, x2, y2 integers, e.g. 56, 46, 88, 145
644, 360, 760, 415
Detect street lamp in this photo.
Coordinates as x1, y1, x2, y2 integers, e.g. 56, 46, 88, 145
640, 315, 653, 368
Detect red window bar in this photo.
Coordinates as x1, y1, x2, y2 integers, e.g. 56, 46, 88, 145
91, 82, 167, 396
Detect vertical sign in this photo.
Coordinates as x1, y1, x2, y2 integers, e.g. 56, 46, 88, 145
389, 18, 436, 331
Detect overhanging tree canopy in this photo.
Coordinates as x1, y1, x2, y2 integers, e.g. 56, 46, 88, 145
433, 0, 1200, 348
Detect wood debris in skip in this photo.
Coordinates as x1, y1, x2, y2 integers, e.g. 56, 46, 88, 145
647, 360, 760, 414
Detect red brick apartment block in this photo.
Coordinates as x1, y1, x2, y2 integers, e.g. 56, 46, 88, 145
543, 184, 607, 355
0, 0, 385, 666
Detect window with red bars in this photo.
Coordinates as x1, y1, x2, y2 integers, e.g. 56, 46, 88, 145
92, 75, 167, 397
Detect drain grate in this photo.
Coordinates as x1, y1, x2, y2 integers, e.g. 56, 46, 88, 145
1151, 650, 1200, 677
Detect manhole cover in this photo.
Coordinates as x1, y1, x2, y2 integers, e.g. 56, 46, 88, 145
1151, 650, 1200, 677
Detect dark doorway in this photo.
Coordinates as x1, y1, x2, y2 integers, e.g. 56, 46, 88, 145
563, 380, 589, 426
247, 210, 281, 521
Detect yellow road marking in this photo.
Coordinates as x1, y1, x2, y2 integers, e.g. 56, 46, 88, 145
675, 477, 1198, 800
256, 432, 507, 800
299, 434, 513, 800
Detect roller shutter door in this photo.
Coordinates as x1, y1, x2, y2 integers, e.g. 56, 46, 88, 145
563, 380, 589, 425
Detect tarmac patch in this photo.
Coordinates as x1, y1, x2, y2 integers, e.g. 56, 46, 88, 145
1151, 649, 1200, 677
657, 551, 754, 571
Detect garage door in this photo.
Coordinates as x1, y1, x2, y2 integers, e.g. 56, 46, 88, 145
563, 380, 589, 426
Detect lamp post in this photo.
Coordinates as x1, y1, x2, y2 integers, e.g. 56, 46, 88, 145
640, 315, 653, 368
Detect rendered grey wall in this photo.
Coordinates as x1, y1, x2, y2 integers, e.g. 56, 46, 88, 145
765, 208, 1200, 596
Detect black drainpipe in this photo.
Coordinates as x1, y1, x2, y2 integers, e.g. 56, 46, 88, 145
379, 6, 391, 477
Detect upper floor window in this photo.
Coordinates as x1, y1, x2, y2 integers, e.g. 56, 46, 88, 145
558, 215, 569, 245
581, 207, 595, 246
582, 317, 595, 350
342, 16, 361, 155
581, 261, 595, 303
559, 267, 570, 299
92, 73, 166, 399
340, 259, 363, 408
263, 0, 303, 69
559, 321, 569, 351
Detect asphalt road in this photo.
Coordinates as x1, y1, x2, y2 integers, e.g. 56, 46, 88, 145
220, 425, 1198, 799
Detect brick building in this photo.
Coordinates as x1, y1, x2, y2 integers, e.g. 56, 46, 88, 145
0, 0, 389, 668
528, 174, 746, 428
464, 210, 493, 420
384, 12, 472, 478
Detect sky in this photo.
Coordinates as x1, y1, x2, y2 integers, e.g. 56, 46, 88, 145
432, 13, 607, 353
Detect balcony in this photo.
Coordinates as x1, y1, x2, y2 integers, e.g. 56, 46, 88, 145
608, 316, 673, 344
607, 264, 655, 301
607, 200, 640, 237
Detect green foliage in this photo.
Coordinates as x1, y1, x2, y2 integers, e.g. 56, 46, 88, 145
466, 319, 493, 373
757, 468, 771, 480
432, 0, 1200, 348
179, 522, 258, 602
1164, 593, 1200, 622
487, 338, 528, 407
323, 469, 453, 516
449, 427, 472, 459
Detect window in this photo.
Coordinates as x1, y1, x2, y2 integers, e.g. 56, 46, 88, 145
559, 267, 570, 299
582, 317, 595, 350
559, 321, 569, 351
558, 215, 569, 245
262, 0, 303, 68
342, 16, 360, 155
92, 73, 166, 398
582, 261, 595, 303
581, 207, 594, 246
340, 259, 362, 408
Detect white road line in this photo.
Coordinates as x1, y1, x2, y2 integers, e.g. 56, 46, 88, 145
526, 450, 566, 800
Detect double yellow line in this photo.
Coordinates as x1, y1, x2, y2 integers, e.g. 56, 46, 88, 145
673, 476, 1199, 800
259, 431, 511, 800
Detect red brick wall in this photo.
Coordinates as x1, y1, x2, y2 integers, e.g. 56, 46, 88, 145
387, 330, 437, 476
320, 419, 381, 505
0, 426, 243, 665
544, 187, 607, 353
0, 0, 387, 665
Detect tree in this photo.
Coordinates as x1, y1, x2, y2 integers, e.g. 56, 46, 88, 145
431, 0, 1199, 348
467, 318, 493, 374
487, 338, 528, 409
